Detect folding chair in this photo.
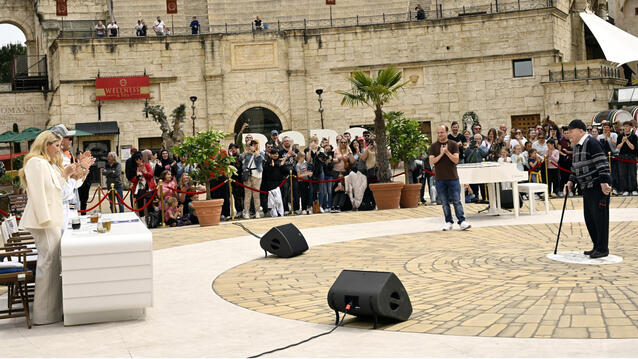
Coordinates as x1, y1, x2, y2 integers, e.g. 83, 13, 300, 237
0, 247, 34, 328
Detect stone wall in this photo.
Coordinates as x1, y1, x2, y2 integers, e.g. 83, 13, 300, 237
41, 7, 618, 148
0, 91, 48, 130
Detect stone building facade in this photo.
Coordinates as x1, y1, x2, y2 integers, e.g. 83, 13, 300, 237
0, 0, 629, 157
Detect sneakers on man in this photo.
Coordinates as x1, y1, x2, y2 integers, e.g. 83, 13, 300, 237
331, 208, 340, 213
623, 191, 630, 196
254, 212, 260, 219
459, 221, 472, 230
632, 191, 638, 196
320, 207, 325, 213
242, 212, 250, 219
442, 222, 453, 231
612, 189, 618, 195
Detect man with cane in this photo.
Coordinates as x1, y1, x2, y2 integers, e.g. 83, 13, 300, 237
564, 119, 612, 258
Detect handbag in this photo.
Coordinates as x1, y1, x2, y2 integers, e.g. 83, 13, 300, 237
243, 155, 255, 182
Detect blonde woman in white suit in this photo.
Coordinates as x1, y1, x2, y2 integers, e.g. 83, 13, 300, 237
19, 131, 81, 325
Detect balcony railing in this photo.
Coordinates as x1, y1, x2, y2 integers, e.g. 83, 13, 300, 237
547, 62, 625, 82
11, 55, 48, 92
58, 0, 556, 39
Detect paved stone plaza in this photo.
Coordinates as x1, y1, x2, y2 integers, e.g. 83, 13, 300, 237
2, 197, 638, 357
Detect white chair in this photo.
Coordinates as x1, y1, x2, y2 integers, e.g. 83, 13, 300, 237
347, 127, 367, 139
518, 183, 550, 214
280, 131, 305, 147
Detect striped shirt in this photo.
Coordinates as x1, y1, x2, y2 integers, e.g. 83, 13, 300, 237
568, 134, 611, 189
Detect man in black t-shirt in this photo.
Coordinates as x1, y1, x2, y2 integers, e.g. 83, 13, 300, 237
448, 121, 467, 163
616, 121, 638, 195
429, 125, 471, 231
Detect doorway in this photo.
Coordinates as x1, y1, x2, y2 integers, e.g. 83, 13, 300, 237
234, 107, 282, 138
511, 114, 541, 133
83, 140, 110, 184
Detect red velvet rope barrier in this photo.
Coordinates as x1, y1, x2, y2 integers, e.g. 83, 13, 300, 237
87, 186, 100, 203
278, 177, 289, 188
0, 208, 9, 217
166, 179, 229, 195
115, 190, 158, 212
527, 161, 543, 172
612, 156, 638, 164
550, 161, 573, 173
423, 169, 435, 176
232, 179, 269, 194
77, 192, 110, 213
293, 176, 344, 183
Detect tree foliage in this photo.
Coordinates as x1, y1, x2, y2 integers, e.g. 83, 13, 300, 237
144, 103, 186, 150
172, 129, 237, 200
0, 43, 26, 83
337, 66, 409, 182
385, 111, 430, 184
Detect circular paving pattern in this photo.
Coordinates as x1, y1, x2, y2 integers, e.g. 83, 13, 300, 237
213, 221, 638, 339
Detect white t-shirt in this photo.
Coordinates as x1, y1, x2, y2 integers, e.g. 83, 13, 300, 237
598, 133, 619, 154
532, 141, 548, 157
154, 20, 165, 33
509, 138, 527, 149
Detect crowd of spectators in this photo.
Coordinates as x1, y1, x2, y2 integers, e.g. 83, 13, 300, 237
437, 118, 638, 203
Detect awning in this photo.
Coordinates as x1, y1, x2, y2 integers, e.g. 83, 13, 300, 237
75, 121, 120, 135
0, 152, 28, 161
580, 11, 638, 66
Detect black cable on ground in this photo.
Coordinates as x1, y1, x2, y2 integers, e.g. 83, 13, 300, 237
233, 222, 262, 239
248, 304, 351, 358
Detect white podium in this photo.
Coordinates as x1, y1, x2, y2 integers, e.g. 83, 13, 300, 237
61, 212, 153, 326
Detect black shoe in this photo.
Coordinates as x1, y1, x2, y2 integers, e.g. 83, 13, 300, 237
590, 251, 609, 259
583, 249, 595, 256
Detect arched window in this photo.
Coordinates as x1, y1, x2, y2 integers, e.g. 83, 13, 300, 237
234, 107, 282, 137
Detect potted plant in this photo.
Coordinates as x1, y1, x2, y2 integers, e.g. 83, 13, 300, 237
338, 66, 409, 209
386, 111, 430, 208
173, 129, 237, 226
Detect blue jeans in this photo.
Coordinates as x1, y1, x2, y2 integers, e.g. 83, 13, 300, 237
435, 179, 465, 224
319, 173, 333, 209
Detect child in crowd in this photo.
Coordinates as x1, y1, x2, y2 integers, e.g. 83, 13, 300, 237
528, 149, 541, 183
295, 152, 312, 214
546, 140, 561, 196
165, 197, 190, 227
510, 144, 526, 172
497, 147, 511, 163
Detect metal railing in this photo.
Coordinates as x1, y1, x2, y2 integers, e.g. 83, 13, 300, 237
11, 55, 48, 92
548, 63, 624, 82
58, 0, 556, 39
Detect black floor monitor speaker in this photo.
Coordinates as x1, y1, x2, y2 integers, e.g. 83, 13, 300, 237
259, 223, 308, 258
500, 189, 523, 209
327, 270, 412, 328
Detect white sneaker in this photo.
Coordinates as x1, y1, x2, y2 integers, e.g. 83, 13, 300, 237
442, 222, 453, 231
633, 191, 638, 196
623, 191, 629, 196
612, 189, 618, 195
320, 207, 325, 213
301, 210, 307, 215
254, 212, 260, 219
459, 221, 472, 230
242, 212, 250, 219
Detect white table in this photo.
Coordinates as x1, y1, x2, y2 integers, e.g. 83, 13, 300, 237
457, 162, 528, 217
60, 212, 153, 326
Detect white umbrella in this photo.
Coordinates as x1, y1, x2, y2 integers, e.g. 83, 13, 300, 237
580, 11, 638, 66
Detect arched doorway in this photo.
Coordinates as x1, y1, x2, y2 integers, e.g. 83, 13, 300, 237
234, 107, 283, 138
0, 24, 27, 84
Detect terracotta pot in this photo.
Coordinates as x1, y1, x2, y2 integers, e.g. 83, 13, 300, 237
400, 183, 422, 208
369, 182, 404, 210
191, 199, 224, 226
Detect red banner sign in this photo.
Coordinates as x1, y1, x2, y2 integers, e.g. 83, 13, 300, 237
56, 0, 68, 16
326, 0, 336, 4
95, 76, 150, 101
166, 0, 178, 14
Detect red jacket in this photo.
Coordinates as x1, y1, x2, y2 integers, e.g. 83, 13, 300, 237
130, 162, 156, 194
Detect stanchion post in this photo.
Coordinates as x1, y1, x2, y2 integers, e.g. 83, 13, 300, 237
544, 154, 548, 186
289, 170, 295, 216
482, 158, 488, 201
158, 179, 168, 228
97, 185, 103, 213
228, 179, 235, 220
608, 151, 612, 171
110, 183, 116, 213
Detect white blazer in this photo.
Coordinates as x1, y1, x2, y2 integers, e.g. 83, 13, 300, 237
20, 157, 64, 229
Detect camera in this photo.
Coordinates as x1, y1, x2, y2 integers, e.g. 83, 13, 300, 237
367, 139, 374, 146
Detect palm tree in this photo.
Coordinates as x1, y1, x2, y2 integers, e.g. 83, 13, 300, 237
338, 66, 409, 182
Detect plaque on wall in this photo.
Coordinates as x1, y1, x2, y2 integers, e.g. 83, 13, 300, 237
230, 42, 278, 70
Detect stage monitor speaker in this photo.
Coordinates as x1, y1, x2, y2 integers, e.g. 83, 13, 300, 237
500, 189, 523, 209
259, 223, 308, 258
327, 270, 412, 328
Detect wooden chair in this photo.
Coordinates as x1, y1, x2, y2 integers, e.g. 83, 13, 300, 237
0, 247, 34, 328
8, 194, 27, 217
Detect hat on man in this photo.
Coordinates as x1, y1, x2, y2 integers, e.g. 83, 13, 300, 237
228, 143, 239, 150
50, 124, 76, 138
271, 130, 279, 135
567, 119, 587, 132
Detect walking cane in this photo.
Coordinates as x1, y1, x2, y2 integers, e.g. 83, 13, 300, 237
553, 190, 569, 254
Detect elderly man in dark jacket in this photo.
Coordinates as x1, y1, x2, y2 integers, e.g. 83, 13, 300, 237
103, 151, 124, 212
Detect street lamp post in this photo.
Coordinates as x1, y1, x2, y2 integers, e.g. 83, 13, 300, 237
189, 96, 197, 135
316, 88, 324, 129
